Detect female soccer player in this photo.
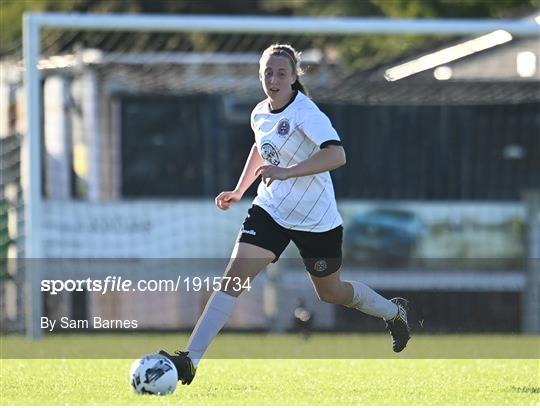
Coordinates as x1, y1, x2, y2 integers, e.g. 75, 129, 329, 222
160, 44, 411, 385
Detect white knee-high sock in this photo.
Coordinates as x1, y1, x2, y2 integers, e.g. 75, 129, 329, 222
186, 291, 237, 367
345, 281, 398, 320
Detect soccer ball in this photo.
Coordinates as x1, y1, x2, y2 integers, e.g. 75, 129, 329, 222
130, 353, 178, 395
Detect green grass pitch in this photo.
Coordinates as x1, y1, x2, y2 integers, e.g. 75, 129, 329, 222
1, 334, 538, 405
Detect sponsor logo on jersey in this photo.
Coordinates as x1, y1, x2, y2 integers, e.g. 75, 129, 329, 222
241, 229, 257, 236
277, 118, 290, 136
261, 142, 280, 166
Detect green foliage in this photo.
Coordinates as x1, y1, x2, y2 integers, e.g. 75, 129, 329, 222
1, 0, 538, 66
270, 0, 540, 18
0, 0, 76, 53
264, 0, 539, 68
0, 0, 269, 54
263, 0, 383, 16
373, 0, 540, 18
335, 34, 428, 69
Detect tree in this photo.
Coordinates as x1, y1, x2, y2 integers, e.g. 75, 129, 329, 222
1, 0, 270, 55
2, 0, 538, 67
262, 0, 540, 69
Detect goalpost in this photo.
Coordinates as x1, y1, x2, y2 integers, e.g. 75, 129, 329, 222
18, 13, 540, 338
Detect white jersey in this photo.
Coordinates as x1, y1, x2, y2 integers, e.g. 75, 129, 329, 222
251, 91, 343, 232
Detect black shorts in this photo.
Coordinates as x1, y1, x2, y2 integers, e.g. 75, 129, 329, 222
237, 205, 343, 277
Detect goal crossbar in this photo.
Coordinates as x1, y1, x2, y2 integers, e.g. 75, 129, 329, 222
26, 13, 540, 35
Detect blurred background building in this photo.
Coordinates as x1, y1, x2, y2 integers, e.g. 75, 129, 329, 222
1, 0, 539, 336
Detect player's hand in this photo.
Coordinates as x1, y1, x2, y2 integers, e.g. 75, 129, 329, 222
215, 190, 242, 211
255, 165, 290, 187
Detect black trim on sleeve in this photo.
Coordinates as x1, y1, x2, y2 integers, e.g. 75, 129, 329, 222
320, 140, 342, 149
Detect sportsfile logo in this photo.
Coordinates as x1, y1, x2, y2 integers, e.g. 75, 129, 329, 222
41, 275, 252, 295
40, 276, 177, 295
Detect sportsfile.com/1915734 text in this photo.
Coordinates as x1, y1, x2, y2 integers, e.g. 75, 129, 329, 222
40, 275, 252, 295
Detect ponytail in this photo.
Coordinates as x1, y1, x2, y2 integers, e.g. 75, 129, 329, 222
292, 78, 308, 96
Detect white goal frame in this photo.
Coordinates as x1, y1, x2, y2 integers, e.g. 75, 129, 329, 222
23, 13, 539, 338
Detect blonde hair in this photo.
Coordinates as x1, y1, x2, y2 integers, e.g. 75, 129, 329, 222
261, 43, 307, 95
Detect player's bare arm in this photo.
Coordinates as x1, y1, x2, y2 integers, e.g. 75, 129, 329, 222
215, 143, 263, 210
255, 144, 346, 186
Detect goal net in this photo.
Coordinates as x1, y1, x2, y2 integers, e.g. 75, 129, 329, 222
1, 13, 539, 343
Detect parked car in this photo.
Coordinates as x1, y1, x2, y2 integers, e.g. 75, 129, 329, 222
344, 208, 426, 266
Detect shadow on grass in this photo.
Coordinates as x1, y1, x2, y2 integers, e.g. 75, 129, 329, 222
511, 386, 540, 394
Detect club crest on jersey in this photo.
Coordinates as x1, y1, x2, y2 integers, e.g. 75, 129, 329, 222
314, 260, 328, 272
261, 142, 280, 166
277, 119, 290, 136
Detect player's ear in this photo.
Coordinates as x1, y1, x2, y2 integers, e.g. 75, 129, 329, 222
290, 72, 298, 86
